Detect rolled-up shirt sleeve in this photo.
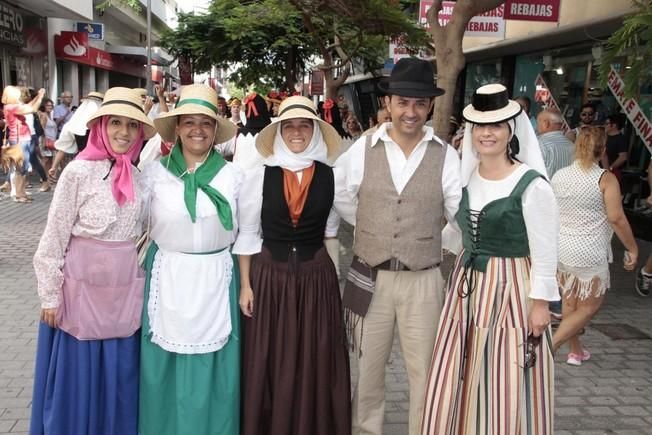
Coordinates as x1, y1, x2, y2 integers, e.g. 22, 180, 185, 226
232, 165, 264, 255
523, 178, 560, 301
441, 144, 462, 224
332, 136, 366, 226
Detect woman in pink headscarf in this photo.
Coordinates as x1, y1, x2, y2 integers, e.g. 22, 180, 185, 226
31, 88, 156, 435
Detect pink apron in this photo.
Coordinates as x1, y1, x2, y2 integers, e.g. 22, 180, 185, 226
57, 236, 145, 340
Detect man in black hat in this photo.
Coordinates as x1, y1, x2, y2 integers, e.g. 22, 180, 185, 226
333, 57, 462, 435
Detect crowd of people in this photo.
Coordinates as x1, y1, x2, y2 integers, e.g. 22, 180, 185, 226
0, 55, 647, 435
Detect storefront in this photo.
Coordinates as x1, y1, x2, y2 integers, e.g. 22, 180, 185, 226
54, 30, 146, 100
463, 34, 651, 240
0, 1, 47, 90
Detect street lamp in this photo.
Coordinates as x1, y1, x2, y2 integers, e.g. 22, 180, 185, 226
146, 0, 152, 93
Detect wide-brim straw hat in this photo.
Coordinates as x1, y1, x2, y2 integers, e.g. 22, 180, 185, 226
84, 91, 104, 101
154, 84, 237, 144
255, 96, 340, 158
463, 84, 522, 124
86, 87, 156, 139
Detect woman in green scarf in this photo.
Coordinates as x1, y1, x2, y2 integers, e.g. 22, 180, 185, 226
138, 84, 240, 435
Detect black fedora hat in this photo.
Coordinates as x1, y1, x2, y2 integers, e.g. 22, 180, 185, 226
378, 58, 444, 98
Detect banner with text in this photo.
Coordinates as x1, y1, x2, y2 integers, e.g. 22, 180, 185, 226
504, 0, 560, 22
419, 1, 506, 38
607, 66, 652, 154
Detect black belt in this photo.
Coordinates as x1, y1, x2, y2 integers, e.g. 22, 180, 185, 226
375, 258, 440, 272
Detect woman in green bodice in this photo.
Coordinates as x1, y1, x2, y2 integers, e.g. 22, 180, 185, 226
421, 84, 558, 435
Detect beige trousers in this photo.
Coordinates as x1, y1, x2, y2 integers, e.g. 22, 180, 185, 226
351, 267, 446, 435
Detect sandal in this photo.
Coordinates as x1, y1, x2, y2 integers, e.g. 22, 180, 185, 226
13, 196, 30, 203
566, 349, 591, 366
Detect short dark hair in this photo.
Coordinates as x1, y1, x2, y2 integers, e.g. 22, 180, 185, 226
606, 113, 626, 130
515, 96, 531, 109
580, 102, 595, 113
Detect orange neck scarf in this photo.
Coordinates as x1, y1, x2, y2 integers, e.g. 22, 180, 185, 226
282, 163, 315, 226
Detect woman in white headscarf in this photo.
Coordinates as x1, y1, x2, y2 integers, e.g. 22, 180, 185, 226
421, 84, 559, 435
234, 96, 351, 435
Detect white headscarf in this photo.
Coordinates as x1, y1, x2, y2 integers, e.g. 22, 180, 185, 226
460, 111, 548, 186
264, 120, 329, 172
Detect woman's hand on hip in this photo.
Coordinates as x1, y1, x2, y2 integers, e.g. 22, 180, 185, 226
528, 299, 550, 337
239, 286, 254, 317
40, 308, 58, 328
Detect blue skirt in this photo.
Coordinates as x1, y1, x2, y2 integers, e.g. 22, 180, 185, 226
29, 322, 140, 435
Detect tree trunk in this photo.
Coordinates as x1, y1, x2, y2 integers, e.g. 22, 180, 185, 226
432, 73, 460, 140
285, 46, 297, 91
427, 0, 506, 139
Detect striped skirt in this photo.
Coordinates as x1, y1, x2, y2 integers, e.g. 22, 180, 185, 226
421, 254, 554, 435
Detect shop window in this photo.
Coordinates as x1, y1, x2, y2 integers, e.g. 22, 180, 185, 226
513, 55, 545, 117
465, 60, 504, 105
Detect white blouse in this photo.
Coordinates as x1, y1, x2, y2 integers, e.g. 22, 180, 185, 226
445, 164, 560, 302
232, 165, 340, 256
140, 160, 242, 253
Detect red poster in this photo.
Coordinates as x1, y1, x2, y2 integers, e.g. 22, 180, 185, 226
310, 70, 324, 96
504, 0, 560, 22
178, 55, 193, 85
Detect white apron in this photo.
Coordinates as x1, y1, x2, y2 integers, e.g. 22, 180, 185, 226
147, 247, 233, 354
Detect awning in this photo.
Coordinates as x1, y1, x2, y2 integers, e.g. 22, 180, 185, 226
464, 10, 632, 63
105, 45, 174, 66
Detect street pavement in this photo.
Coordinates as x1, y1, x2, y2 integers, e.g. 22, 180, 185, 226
1, 185, 652, 434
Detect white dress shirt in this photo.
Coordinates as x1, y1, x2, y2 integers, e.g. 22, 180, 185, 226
332, 122, 462, 226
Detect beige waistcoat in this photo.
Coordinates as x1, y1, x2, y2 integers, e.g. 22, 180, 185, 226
353, 136, 445, 271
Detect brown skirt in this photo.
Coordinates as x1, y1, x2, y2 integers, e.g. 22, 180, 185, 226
241, 246, 352, 435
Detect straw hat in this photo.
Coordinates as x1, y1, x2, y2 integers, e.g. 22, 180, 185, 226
154, 84, 237, 144
462, 84, 522, 124
84, 91, 104, 101
256, 96, 340, 158
86, 87, 156, 139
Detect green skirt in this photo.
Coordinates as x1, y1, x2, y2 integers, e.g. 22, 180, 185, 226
138, 243, 240, 435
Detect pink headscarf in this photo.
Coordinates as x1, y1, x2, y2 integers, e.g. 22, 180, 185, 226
76, 116, 144, 206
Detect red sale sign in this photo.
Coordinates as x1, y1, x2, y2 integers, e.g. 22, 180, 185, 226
419, 1, 505, 37
504, 0, 560, 22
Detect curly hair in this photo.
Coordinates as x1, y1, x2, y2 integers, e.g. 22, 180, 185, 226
575, 125, 606, 170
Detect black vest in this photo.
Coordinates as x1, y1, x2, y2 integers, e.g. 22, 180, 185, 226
261, 161, 334, 262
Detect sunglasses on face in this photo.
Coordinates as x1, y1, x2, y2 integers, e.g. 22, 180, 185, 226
522, 335, 541, 369
580, 112, 594, 117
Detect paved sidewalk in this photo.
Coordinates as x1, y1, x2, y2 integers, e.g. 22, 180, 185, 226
1, 189, 652, 434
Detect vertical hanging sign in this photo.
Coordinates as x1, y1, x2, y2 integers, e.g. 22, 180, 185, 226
607, 66, 652, 154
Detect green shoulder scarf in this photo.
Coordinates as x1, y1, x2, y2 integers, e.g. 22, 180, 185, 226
161, 144, 233, 229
